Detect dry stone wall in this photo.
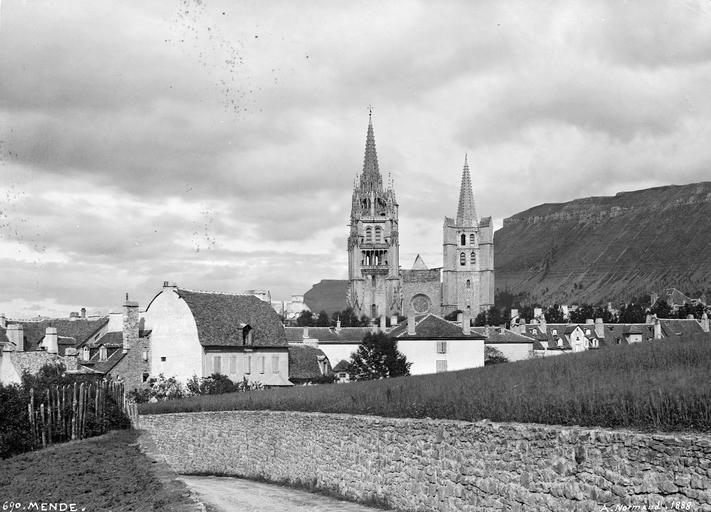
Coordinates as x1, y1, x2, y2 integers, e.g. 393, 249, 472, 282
141, 410, 711, 512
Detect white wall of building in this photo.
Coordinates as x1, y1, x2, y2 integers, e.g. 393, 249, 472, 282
397, 339, 484, 375
145, 290, 203, 383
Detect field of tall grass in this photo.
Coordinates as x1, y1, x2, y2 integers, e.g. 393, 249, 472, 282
139, 337, 711, 431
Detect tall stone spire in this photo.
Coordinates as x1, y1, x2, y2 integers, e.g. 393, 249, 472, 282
456, 154, 477, 226
359, 110, 382, 191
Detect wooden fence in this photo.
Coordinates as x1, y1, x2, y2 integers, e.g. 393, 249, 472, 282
27, 379, 139, 450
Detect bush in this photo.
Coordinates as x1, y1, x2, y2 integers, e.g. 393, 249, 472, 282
485, 346, 509, 365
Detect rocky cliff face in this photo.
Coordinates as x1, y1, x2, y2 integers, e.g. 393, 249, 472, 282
494, 182, 711, 305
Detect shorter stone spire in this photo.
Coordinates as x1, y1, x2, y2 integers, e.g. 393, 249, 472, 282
456, 154, 477, 226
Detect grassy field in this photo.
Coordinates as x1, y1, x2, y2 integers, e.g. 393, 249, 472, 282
140, 337, 711, 432
0, 430, 199, 512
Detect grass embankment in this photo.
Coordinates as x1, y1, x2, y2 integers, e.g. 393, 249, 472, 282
140, 337, 711, 432
0, 430, 199, 512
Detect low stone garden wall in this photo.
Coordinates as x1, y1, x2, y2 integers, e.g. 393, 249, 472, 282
141, 410, 711, 512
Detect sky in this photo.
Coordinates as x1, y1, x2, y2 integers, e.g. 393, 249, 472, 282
1, 0, 711, 317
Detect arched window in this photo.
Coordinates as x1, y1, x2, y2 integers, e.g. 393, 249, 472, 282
375, 226, 382, 242
365, 227, 373, 243
460, 252, 466, 266
469, 233, 475, 245
99, 345, 107, 362
466, 279, 471, 289
460, 234, 466, 246
470, 251, 476, 264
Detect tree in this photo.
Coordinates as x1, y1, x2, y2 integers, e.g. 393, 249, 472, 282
650, 299, 673, 319
569, 304, 595, 323
617, 303, 646, 323
349, 332, 411, 380
296, 310, 315, 326
594, 306, 615, 323
544, 304, 565, 323
474, 311, 487, 326
485, 346, 509, 365
315, 310, 331, 327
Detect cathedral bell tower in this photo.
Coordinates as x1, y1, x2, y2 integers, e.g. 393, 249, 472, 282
442, 155, 495, 315
347, 113, 401, 320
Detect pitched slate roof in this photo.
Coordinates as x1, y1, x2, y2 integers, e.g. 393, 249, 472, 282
519, 324, 548, 341
391, 315, 486, 340
177, 289, 287, 347
288, 344, 330, 381
659, 319, 705, 338
332, 359, 351, 373
80, 347, 125, 374
285, 326, 370, 343
473, 327, 535, 344
17, 318, 108, 351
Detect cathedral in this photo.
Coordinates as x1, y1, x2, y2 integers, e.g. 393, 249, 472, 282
346, 114, 494, 320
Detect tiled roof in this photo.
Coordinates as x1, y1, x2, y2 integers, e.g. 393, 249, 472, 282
285, 326, 370, 343
473, 327, 535, 344
17, 318, 108, 351
659, 319, 705, 338
519, 325, 548, 341
80, 347, 125, 374
178, 289, 287, 347
392, 315, 486, 340
288, 344, 330, 381
332, 359, 351, 372
303, 279, 349, 315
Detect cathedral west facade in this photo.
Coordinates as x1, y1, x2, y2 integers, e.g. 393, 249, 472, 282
346, 115, 494, 320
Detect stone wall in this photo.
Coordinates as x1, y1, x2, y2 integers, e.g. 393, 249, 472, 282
141, 410, 711, 512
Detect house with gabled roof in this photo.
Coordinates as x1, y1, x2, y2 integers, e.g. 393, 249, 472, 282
389, 313, 485, 374
145, 282, 292, 386
287, 344, 332, 385
285, 324, 371, 369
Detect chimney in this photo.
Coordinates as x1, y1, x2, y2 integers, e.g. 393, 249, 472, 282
594, 318, 604, 338
64, 348, 78, 372
534, 307, 543, 319
6, 324, 24, 351
123, 295, 140, 353
510, 308, 519, 323
585, 318, 594, 325
462, 309, 471, 336
654, 317, 662, 339
457, 312, 463, 324
701, 312, 709, 333
379, 315, 386, 331
45, 326, 58, 354
650, 292, 658, 306
390, 315, 398, 328
0, 313, 6, 329
80, 307, 86, 319
69, 312, 79, 321
645, 313, 654, 324
407, 313, 416, 336
335, 319, 342, 332
302, 326, 309, 340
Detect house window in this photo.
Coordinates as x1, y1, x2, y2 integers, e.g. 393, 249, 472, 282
436, 360, 448, 373
142, 372, 149, 383
460, 234, 466, 246
365, 227, 373, 243
259, 356, 265, 374
460, 252, 466, 266
245, 356, 251, 374
552, 329, 557, 335
213, 355, 221, 374
272, 355, 280, 374
243, 325, 253, 345
160, 356, 166, 362
557, 338, 563, 348
82, 347, 90, 360
375, 226, 382, 242
470, 252, 476, 264
469, 233, 475, 245
141, 350, 149, 362
437, 341, 447, 354
99, 346, 107, 362
466, 279, 471, 289
230, 356, 237, 374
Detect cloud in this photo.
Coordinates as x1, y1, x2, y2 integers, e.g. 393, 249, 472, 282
1, 0, 711, 315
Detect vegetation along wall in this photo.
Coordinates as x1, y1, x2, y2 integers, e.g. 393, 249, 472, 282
140, 410, 711, 512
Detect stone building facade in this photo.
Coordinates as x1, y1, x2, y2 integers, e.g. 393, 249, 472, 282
346, 116, 494, 320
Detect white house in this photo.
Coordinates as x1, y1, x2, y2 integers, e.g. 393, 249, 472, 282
145, 282, 292, 386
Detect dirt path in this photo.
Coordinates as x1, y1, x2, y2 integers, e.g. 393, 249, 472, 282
179, 475, 392, 512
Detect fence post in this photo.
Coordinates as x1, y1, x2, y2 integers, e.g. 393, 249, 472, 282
40, 403, 46, 449
71, 382, 78, 440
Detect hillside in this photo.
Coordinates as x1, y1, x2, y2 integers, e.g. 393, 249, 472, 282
494, 182, 711, 305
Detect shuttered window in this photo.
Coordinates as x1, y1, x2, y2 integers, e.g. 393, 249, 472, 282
436, 360, 447, 373
272, 355, 280, 374
213, 355, 221, 374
